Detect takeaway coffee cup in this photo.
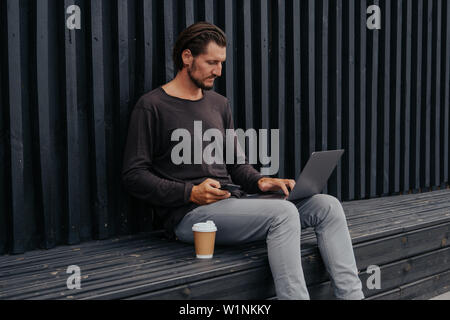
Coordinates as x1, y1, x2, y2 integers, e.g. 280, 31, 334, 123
192, 220, 217, 259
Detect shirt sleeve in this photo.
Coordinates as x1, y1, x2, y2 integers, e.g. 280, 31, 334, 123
122, 101, 194, 207
224, 101, 265, 194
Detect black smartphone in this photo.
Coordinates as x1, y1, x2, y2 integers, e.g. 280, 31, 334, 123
219, 183, 241, 192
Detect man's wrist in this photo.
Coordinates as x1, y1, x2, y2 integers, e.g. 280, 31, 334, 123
189, 185, 197, 203
256, 177, 266, 192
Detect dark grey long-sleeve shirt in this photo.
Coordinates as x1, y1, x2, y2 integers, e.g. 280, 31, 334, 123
122, 87, 264, 239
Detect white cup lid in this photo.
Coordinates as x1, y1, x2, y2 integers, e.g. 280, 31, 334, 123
192, 220, 217, 232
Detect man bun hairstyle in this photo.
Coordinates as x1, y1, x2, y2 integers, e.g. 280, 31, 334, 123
173, 22, 227, 72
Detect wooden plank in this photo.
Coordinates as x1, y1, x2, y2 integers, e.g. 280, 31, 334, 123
361, 246, 450, 298
0, 243, 199, 290
0, 188, 447, 265
143, 0, 154, 92
163, 0, 175, 82
334, 0, 343, 200
345, 198, 450, 225
224, 0, 235, 116
345, 0, 356, 200
445, 0, 450, 184
127, 267, 276, 300
0, 237, 161, 271
248, 0, 262, 152
203, 0, 216, 90
343, 191, 450, 215
352, 221, 450, 270
403, 0, 413, 192
259, 0, 270, 133
120, 219, 449, 296
242, 0, 253, 130
348, 217, 450, 244
433, 0, 443, 188
292, 0, 302, 178
117, 0, 137, 235
307, 0, 315, 161
368, 0, 379, 198
0, 0, 8, 255
275, 0, 286, 178
349, 210, 450, 240
413, 0, 424, 191
368, 269, 450, 300
345, 210, 450, 233
321, 0, 329, 195
78, 247, 322, 300
310, 246, 450, 300
203, 0, 215, 25
36, 0, 62, 249
344, 203, 450, 232
424, 0, 433, 189
94, 235, 450, 300
91, 0, 113, 239
342, 191, 450, 212
5, 237, 301, 298
0, 235, 259, 274
64, 0, 92, 244
0, 232, 159, 265
384, 1, 390, 195
2, 194, 450, 299
0, 222, 448, 299
358, 0, 367, 199
7, 0, 36, 254
183, 0, 195, 28
3, 247, 271, 299
393, 0, 402, 193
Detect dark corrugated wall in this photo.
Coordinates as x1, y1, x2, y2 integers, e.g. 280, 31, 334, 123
1, 0, 450, 254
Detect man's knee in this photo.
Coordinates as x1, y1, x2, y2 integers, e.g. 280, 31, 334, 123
304, 194, 346, 226
269, 200, 301, 232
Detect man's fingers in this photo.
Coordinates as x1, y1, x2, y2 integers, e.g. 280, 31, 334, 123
276, 180, 289, 196
208, 185, 230, 197
285, 179, 295, 191
205, 178, 221, 189
205, 182, 230, 197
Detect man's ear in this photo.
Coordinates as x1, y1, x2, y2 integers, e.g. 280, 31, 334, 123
181, 49, 193, 68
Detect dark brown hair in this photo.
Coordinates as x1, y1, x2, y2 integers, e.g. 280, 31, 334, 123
173, 22, 227, 71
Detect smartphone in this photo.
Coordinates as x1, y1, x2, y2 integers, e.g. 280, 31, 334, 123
219, 183, 241, 192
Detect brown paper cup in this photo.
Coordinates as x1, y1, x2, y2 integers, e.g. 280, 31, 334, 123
193, 231, 216, 259
192, 221, 217, 259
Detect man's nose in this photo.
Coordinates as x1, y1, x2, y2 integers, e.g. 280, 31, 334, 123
213, 64, 222, 77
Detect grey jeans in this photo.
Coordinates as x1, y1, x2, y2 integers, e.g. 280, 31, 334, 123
174, 194, 364, 300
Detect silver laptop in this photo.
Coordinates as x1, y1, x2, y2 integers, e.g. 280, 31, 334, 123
249, 150, 344, 202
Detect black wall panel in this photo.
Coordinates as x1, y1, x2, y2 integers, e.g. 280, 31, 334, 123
1, 0, 449, 254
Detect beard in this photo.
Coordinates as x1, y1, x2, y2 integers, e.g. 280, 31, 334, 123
187, 61, 215, 90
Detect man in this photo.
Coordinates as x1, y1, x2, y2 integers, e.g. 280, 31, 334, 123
122, 22, 364, 300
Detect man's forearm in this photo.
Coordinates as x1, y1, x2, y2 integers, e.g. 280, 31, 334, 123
122, 167, 194, 207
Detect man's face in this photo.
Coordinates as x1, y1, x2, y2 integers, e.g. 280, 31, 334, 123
185, 42, 226, 90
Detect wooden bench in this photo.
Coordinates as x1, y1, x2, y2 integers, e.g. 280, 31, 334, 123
1, 189, 450, 300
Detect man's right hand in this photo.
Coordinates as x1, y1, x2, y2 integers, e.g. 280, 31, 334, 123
189, 178, 231, 205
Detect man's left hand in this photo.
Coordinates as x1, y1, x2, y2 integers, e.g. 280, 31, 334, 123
257, 177, 295, 197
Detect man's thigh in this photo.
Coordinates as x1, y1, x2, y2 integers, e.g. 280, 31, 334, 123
174, 197, 298, 245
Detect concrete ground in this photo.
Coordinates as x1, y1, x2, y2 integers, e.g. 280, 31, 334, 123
430, 291, 450, 300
